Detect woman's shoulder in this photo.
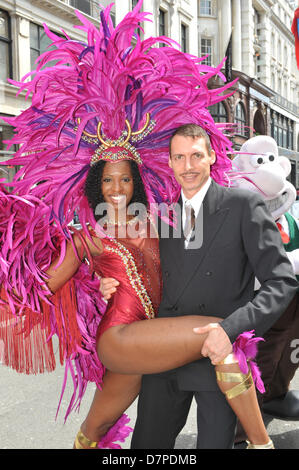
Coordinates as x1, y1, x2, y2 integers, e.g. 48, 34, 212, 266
70, 224, 103, 256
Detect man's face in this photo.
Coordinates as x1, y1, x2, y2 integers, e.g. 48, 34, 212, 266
169, 135, 216, 199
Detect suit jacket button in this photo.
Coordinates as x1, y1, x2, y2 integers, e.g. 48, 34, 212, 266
206, 271, 212, 276
165, 271, 170, 278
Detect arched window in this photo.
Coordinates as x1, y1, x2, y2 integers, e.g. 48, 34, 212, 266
253, 109, 265, 135
209, 102, 228, 123
235, 102, 247, 137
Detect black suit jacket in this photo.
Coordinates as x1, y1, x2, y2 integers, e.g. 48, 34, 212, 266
156, 180, 298, 391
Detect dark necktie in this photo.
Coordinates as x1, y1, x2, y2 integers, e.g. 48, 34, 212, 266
184, 202, 195, 240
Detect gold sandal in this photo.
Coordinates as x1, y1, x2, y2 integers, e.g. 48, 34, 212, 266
74, 429, 98, 449
246, 439, 274, 449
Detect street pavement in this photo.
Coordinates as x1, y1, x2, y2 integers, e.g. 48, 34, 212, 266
1, 341, 299, 450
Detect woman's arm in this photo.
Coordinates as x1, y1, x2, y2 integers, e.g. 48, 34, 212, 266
46, 235, 84, 294
46, 231, 103, 293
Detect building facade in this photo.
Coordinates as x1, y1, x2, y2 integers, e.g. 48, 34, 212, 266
197, 0, 299, 187
1, 0, 299, 186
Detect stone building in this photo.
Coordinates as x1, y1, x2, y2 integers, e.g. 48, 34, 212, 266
198, 0, 299, 187
1, 0, 298, 186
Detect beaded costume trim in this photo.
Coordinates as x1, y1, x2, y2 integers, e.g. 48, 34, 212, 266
105, 239, 155, 320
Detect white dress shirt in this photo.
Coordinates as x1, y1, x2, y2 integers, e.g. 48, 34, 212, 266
181, 177, 211, 248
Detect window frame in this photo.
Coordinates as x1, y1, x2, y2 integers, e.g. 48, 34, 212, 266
131, 0, 139, 9
30, 22, 64, 71
199, 0, 212, 16
0, 9, 12, 81
200, 37, 212, 66
159, 8, 166, 37
69, 0, 91, 16
181, 23, 188, 53
209, 102, 228, 123
235, 101, 248, 138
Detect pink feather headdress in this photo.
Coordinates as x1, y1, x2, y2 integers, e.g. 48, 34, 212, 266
3, 0, 235, 235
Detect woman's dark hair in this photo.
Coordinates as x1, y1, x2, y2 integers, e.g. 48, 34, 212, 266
84, 159, 148, 221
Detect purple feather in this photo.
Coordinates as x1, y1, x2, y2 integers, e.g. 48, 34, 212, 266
233, 330, 265, 394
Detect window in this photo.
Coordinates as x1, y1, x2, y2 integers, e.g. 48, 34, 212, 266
159, 9, 166, 37
271, 111, 294, 150
0, 120, 16, 157
0, 10, 12, 81
30, 23, 62, 71
209, 102, 228, 123
277, 40, 281, 63
0, 118, 18, 184
181, 23, 188, 53
200, 0, 212, 16
70, 0, 91, 16
288, 124, 294, 150
271, 33, 275, 57
235, 102, 248, 137
201, 38, 212, 66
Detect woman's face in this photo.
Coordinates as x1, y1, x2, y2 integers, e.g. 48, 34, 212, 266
101, 160, 134, 212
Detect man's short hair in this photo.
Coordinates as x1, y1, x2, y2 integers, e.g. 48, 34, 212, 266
169, 124, 212, 156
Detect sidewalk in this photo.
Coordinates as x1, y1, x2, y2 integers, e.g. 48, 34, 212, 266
0, 345, 299, 450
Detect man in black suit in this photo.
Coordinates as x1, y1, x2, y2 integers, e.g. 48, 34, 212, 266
102, 124, 298, 449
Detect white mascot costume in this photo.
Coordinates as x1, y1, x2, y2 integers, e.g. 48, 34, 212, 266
231, 135, 299, 420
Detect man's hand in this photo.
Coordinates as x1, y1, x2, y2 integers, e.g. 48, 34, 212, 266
100, 277, 119, 300
193, 323, 232, 365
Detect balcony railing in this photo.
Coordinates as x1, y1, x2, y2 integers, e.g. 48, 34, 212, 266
66, 0, 115, 20
271, 91, 299, 116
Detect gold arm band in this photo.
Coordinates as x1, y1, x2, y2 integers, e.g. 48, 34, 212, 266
216, 371, 253, 400
215, 371, 250, 383
74, 430, 98, 449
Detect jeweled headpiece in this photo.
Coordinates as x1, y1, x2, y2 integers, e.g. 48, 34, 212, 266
76, 112, 155, 166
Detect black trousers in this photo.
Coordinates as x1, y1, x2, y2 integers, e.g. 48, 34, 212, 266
131, 374, 237, 449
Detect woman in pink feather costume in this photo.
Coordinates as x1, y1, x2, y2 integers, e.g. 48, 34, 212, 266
0, 1, 273, 450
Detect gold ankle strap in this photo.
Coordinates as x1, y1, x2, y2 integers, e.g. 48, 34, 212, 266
215, 370, 253, 400
74, 430, 98, 449
246, 439, 274, 449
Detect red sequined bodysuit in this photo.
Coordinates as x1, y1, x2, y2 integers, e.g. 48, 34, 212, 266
89, 220, 162, 338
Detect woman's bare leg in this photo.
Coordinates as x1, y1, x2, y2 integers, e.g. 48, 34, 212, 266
97, 315, 217, 374
97, 315, 272, 448
76, 370, 140, 448
215, 361, 271, 446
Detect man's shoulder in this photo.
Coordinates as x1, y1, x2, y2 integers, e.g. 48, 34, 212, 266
214, 182, 265, 207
